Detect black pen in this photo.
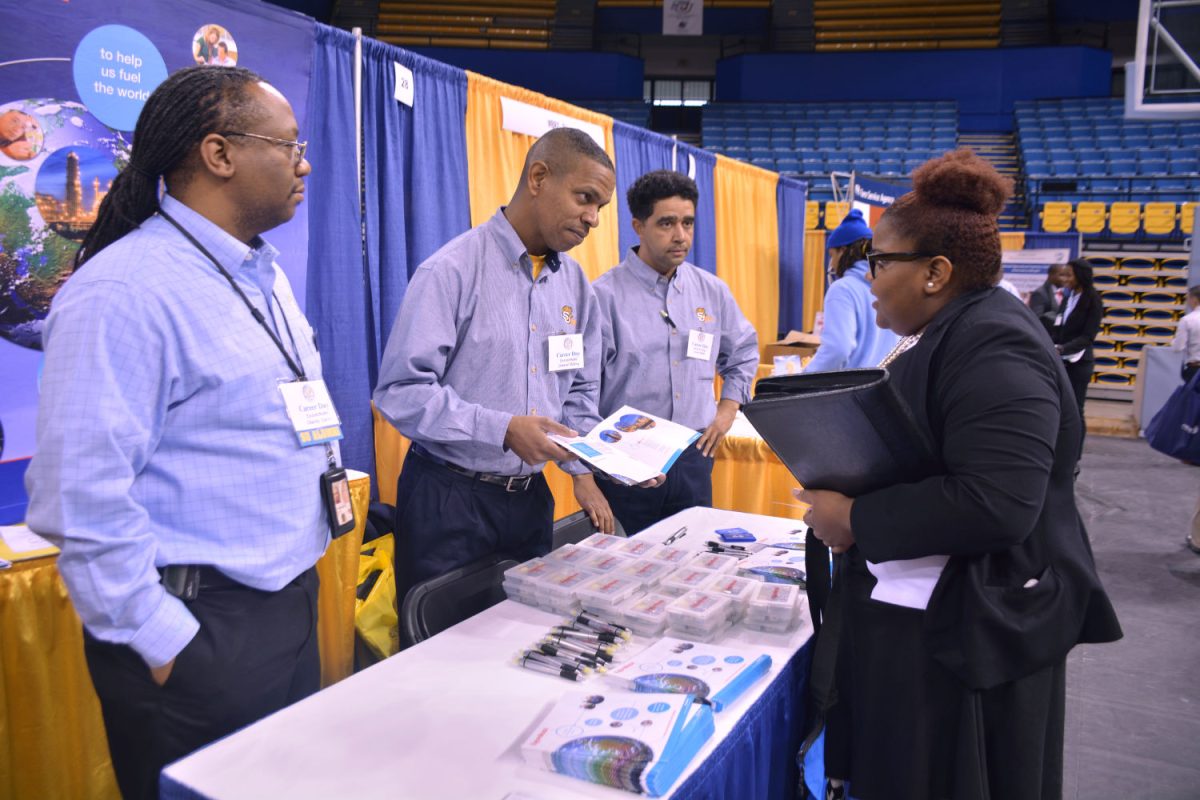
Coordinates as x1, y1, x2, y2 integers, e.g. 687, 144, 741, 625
660, 309, 678, 331
517, 653, 586, 681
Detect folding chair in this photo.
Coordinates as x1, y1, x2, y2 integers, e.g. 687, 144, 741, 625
400, 554, 518, 647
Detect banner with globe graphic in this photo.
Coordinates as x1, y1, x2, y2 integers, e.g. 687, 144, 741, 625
0, 0, 316, 521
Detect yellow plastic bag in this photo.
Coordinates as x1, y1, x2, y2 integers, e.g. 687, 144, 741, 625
355, 533, 398, 659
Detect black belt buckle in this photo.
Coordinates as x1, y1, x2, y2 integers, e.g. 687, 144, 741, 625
504, 475, 532, 493
160, 565, 201, 601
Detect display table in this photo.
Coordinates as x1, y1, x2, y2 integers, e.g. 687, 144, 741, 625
0, 472, 372, 800
374, 405, 804, 522
161, 507, 814, 800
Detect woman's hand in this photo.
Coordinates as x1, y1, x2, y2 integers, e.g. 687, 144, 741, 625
796, 488, 856, 553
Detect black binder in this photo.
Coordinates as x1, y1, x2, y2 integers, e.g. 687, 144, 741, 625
744, 368, 936, 497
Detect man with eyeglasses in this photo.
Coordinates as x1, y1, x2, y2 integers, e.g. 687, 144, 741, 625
26, 67, 329, 800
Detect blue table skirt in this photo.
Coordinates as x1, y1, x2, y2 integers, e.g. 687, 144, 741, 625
673, 639, 812, 800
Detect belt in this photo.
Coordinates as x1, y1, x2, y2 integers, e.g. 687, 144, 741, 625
411, 443, 536, 493
158, 565, 245, 600
1188, 361, 1200, 367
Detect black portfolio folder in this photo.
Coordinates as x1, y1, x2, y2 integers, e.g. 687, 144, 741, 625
743, 368, 935, 497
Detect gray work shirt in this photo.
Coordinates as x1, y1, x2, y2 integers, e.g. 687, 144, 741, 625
593, 247, 759, 430
373, 208, 600, 476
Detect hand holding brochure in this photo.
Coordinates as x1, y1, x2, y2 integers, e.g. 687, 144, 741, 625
550, 406, 700, 486
522, 689, 714, 797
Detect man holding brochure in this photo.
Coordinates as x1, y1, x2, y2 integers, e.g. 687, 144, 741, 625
374, 128, 626, 597
593, 171, 759, 535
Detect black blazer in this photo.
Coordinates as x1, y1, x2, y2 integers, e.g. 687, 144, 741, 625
1027, 280, 1059, 327
851, 288, 1121, 689
1050, 289, 1104, 360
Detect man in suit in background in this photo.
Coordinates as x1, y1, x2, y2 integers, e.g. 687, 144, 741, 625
1029, 262, 1069, 329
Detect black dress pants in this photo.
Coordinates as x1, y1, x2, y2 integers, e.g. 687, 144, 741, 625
596, 444, 714, 536
1063, 357, 1095, 461
393, 448, 554, 603
83, 567, 320, 800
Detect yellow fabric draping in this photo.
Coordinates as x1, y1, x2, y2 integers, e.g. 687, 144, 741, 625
713, 155, 780, 352
0, 557, 119, 800
802, 228, 828, 333
711, 434, 805, 522
463, 72, 620, 281
1, 481, 370, 800
315, 473, 372, 687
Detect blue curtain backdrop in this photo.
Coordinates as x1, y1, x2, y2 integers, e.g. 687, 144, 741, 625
306, 25, 372, 477
613, 121, 675, 260
777, 176, 809, 336
674, 142, 718, 274
306, 26, 471, 480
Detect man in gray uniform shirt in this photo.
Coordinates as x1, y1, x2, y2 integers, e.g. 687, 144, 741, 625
593, 170, 759, 535
373, 128, 620, 599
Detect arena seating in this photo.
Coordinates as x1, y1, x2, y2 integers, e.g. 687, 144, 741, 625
1017, 98, 1200, 241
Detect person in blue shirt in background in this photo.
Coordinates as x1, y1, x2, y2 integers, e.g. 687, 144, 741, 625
805, 209, 899, 373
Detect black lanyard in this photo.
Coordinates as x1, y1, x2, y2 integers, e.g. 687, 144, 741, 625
159, 209, 306, 380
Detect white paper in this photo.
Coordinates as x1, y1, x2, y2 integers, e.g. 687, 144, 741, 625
663, 0, 703, 35
549, 405, 700, 485
393, 62, 414, 107
278, 379, 342, 445
547, 333, 584, 372
686, 329, 715, 361
0, 524, 56, 554
865, 555, 949, 610
499, 96, 605, 148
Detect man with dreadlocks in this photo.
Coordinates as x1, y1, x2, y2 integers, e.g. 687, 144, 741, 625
26, 66, 332, 799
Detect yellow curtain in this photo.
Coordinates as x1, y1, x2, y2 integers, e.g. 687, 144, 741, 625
712, 435, 806, 522
802, 228, 827, 333
0, 558, 119, 800
463, 72, 620, 281
712, 155, 780, 355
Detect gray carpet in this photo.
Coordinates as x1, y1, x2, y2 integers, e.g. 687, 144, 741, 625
1065, 436, 1200, 799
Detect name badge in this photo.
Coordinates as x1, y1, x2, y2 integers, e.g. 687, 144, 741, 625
687, 329, 715, 361
278, 379, 344, 446
548, 334, 585, 372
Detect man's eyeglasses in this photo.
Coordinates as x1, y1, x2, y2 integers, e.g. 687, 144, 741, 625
220, 131, 307, 163
865, 249, 938, 279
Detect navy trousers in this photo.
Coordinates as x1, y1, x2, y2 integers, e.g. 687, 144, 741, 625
393, 449, 554, 602
597, 444, 714, 536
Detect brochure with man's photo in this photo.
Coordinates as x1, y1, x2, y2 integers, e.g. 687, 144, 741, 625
549, 406, 701, 486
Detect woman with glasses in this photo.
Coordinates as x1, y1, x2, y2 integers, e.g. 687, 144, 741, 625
800, 150, 1121, 800
804, 209, 899, 373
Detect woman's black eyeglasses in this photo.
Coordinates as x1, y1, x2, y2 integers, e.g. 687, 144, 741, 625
865, 249, 938, 279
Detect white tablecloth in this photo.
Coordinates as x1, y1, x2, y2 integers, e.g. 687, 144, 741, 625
161, 507, 813, 800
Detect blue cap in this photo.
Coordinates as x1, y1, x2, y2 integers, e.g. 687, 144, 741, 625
827, 208, 872, 248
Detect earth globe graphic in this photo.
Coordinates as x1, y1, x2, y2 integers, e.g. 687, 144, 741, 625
0, 98, 129, 350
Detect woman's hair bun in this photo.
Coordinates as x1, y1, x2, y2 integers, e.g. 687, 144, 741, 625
910, 148, 1012, 217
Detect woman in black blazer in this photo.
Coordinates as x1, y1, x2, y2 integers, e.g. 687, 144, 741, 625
1050, 258, 1104, 452
801, 151, 1121, 800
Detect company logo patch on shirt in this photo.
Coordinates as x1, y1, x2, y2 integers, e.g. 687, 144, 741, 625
695, 307, 714, 323
561, 305, 576, 326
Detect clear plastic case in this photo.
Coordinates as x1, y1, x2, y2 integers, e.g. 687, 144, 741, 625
580, 551, 636, 575
703, 574, 758, 621
575, 574, 644, 618
687, 552, 742, 574
618, 592, 674, 637
647, 544, 693, 566
666, 590, 733, 641
502, 558, 558, 605
535, 567, 597, 615
576, 532, 627, 553
543, 544, 597, 568
743, 582, 801, 632
614, 538, 664, 560
615, 558, 676, 591
659, 566, 719, 596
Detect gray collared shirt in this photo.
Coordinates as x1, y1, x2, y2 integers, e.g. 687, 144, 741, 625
593, 247, 759, 430
373, 208, 600, 476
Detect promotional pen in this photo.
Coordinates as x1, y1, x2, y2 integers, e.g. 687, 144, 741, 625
526, 648, 596, 672
659, 309, 677, 330
544, 637, 615, 663
536, 643, 605, 671
573, 611, 632, 638
516, 653, 585, 681
663, 525, 688, 545
550, 626, 622, 645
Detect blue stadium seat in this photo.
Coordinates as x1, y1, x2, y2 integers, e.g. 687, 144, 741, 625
1108, 159, 1136, 175
1137, 159, 1169, 175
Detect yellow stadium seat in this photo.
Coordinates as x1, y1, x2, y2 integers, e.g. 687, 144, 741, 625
1108, 202, 1141, 236
805, 200, 820, 230
1143, 202, 1178, 236
1040, 201, 1073, 233
1182, 202, 1199, 234
1074, 201, 1107, 234
824, 201, 849, 229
